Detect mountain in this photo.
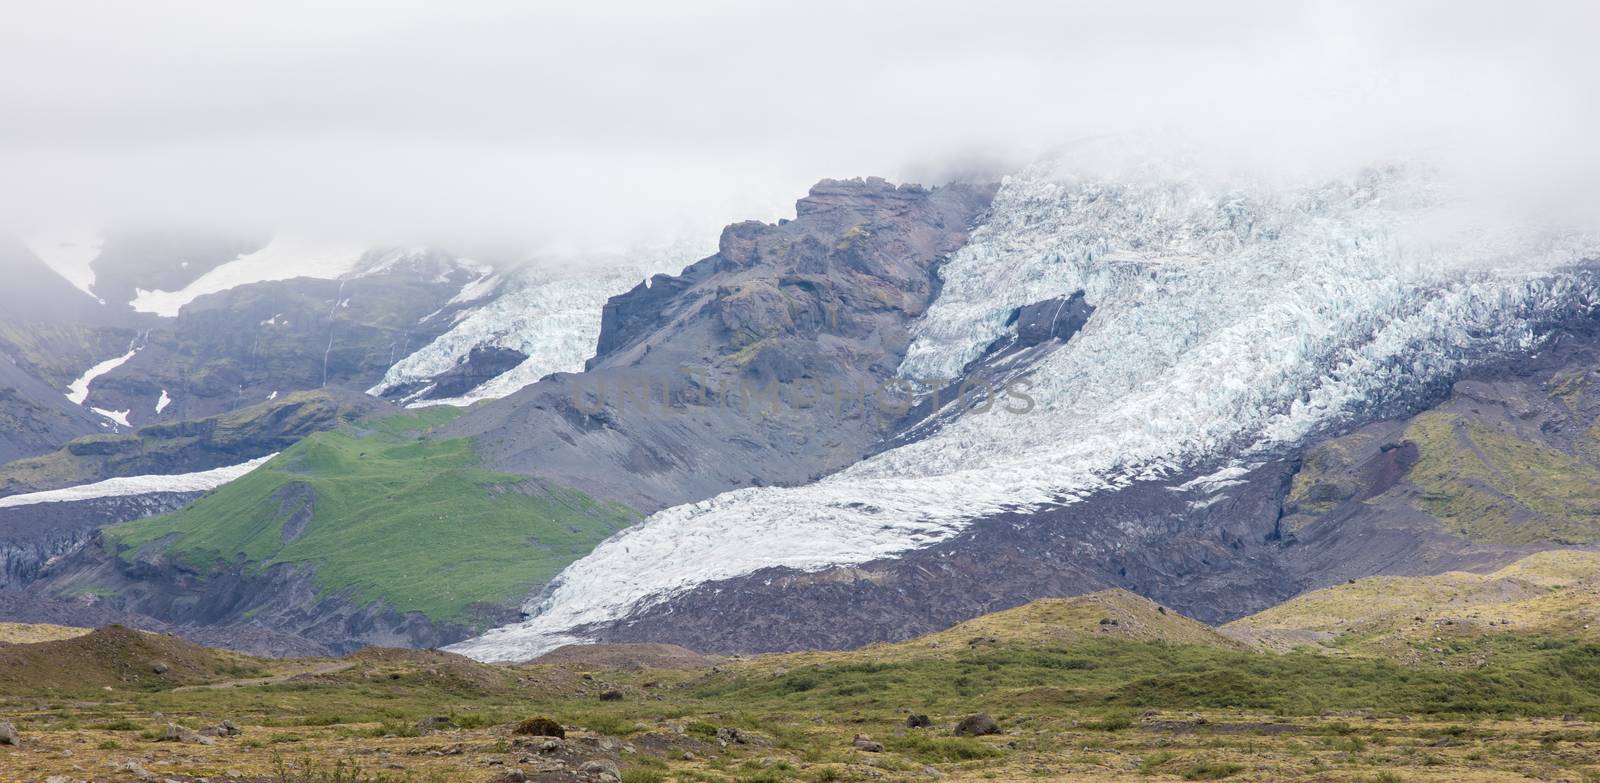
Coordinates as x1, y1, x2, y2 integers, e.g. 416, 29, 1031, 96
441, 177, 997, 512
5, 164, 1600, 664
72, 247, 490, 428
0, 234, 726, 653
13, 178, 994, 653
454, 163, 1600, 660
0, 234, 486, 455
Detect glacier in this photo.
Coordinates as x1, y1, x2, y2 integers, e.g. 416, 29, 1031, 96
369, 241, 712, 407
0, 454, 277, 509
450, 161, 1600, 661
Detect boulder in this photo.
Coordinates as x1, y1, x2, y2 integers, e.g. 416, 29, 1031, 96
905, 713, 932, 728
852, 734, 884, 752
0, 720, 18, 745
199, 720, 242, 737
599, 689, 625, 702
578, 759, 620, 781
953, 714, 1001, 737
161, 723, 215, 745
116, 761, 155, 780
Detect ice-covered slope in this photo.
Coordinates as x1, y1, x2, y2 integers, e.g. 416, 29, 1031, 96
452, 162, 1600, 661
130, 237, 370, 317
369, 242, 711, 406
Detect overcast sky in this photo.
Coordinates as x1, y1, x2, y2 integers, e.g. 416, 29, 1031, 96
2, 1, 1596, 254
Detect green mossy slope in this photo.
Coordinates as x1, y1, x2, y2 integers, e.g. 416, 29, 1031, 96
103, 418, 635, 623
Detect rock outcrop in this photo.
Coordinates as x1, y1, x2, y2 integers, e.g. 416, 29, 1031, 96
444, 177, 997, 514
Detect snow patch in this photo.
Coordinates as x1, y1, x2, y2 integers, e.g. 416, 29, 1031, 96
65, 348, 138, 406
0, 454, 278, 509
131, 237, 368, 317
91, 407, 132, 427
25, 231, 104, 302
155, 389, 172, 414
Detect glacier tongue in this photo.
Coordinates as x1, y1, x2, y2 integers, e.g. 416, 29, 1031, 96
449, 163, 1600, 662
369, 241, 711, 407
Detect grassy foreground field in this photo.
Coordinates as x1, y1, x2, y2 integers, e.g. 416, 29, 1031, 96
6, 575, 1600, 783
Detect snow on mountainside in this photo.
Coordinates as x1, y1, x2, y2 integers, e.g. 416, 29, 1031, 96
0, 454, 276, 509
64, 347, 139, 406
24, 231, 105, 303
452, 161, 1600, 661
129, 238, 372, 317
369, 241, 712, 407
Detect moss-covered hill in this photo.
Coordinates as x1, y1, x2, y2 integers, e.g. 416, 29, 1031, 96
51, 408, 636, 639
1283, 351, 1600, 548
1226, 550, 1600, 661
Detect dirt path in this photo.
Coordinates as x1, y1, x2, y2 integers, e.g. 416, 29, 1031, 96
177, 660, 354, 690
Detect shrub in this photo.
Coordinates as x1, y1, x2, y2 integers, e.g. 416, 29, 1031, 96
512, 716, 565, 737
1183, 762, 1246, 780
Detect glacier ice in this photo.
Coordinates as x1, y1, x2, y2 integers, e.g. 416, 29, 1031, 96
449, 162, 1600, 661
369, 241, 712, 407
0, 454, 277, 509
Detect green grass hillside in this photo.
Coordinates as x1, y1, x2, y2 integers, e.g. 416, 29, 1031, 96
102, 414, 636, 624
742, 587, 1600, 719
9, 588, 1600, 780
1226, 550, 1600, 662
1406, 411, 1600, 545
1282, 358, 1600, 548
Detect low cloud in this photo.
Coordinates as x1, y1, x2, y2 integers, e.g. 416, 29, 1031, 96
1, 0, 1595, 256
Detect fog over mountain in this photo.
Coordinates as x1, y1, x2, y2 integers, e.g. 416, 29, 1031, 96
2, 0, 1597, 260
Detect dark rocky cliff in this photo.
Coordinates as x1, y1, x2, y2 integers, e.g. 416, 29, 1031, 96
443, 177, 998, 513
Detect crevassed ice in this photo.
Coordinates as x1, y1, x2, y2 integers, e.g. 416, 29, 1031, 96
370, 241, 711, 407
0, 454, 277, 509
449, 163, 1600, 661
